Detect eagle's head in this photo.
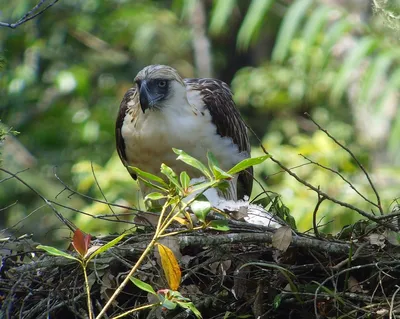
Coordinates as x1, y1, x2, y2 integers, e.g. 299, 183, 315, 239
134, 65, 186, 113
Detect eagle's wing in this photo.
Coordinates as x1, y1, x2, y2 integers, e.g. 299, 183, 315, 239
116, 87, 138, 180
184, 78, 253, 198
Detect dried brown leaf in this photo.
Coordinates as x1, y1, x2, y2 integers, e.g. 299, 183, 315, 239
272, 226, 292, 252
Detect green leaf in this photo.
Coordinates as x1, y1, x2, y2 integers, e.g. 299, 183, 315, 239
359, 53, 393, 106
273, 294, 282, 309
212, 166, 233, 180
175, 300, 203, 318
130, 167, 169, 188
207, 151, 220, 171
209, 220, 229, 231
322, 19, 351, 52
330, 37, 377, 104
161, 164, 184, 193
161, 297, 177, 310
138, 178, 169, 192
237, 0, 274, 50
190, 195, 212, 222
272, 0, 313, 63
130, 277, 157, 295
227, 155, 270, 175
145, 192, 166, 202
180, 171, 190, 191
209, 0, 237, 35
189, 180, 217, 194
37, 245, 79, 261
86, 233, 126, 262
301, 5, 330, 51
173, 148, 211, 179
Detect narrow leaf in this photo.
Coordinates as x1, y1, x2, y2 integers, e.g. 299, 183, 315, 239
173, 148, 211, 179
130, 166, 169, 188
237, 0, 274, 50
175, 300, 203, 318
130, 276, 157, 295
157, 244, 182, 291
209, 0, 236, 35
272, 0, 313, 63
189, 180, 216, 194
330, 37, 376, 104
161, 164, 184, 193
212, 166, 233, 180
272, 226, 292, 252
145, 192, 166, 202
86, 233, 126, 261
207, 151, 220, 171
301, 5, 330, 51
209, 220, 230, 231
37, 245, 79, 261
322, 19, 351, 52
227, 155, 269, 175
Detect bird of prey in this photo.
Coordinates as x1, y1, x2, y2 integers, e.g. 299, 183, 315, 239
116, 65, 252, 200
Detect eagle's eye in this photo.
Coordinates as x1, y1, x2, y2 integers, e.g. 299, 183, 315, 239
157, 80, 167, 88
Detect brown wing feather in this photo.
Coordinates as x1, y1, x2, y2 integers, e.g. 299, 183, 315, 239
116, 87, 137, 180
184, 78, 253, 198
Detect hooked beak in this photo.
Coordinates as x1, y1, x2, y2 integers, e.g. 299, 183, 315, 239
139, 80, 151, 113
138, 80, 165, 113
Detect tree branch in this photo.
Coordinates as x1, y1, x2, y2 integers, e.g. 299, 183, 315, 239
0, 0, 59, 29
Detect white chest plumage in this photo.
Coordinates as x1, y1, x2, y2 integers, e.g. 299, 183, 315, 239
121, 100, 245, 179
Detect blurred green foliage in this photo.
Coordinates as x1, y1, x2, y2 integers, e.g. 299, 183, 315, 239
1, 0, 399, 243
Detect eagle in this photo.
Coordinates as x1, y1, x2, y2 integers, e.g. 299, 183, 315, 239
116, 65, 252, 201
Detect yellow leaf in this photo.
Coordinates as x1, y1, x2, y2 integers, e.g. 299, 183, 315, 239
173, 216, 188, 225
157, 243, 181, 290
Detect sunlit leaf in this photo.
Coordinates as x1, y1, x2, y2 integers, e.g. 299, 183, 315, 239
272, 0, 313, 62
330, 37, 376, 104
37, 245, 79, 261
161, 164, 184, 193
145, 192, 166, 202
173, 149, 211, 179
86, 233, 126, 261
161, 297, 177, 310
301, 5, 330, 52
209, 0, 236, 35
189, 181, 216, 194
209, 220, 229, 231
130, 166, 169, 188
359, 53, 393, 106
212, 166, 233, 180
273, 294, 282, 309
130, 276, 157, 295
237, 0, 274, 50
322, 19, 351, 53
207, 151, 219, 169
227, 155, 269, 175
180, 171, 190, 191
190, 195, 212, 223
157, 243, 181, 291
175, 300, 202, 318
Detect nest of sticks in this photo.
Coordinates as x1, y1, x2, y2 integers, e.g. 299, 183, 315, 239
1, 216, 400, 319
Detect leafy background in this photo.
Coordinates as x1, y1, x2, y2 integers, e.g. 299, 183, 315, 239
0, 0, 399, 244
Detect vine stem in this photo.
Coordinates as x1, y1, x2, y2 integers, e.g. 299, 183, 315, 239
82, 261, 94, 319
